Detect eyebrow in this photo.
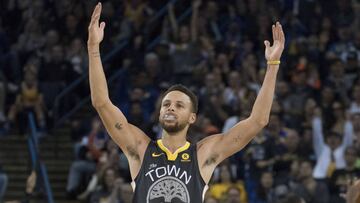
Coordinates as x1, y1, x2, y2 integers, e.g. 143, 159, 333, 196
163, 100, 186, 104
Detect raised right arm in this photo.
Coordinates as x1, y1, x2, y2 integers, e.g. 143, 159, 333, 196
87, 3, 150, 178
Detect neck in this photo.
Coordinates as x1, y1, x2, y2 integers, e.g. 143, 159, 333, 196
161, 128, 188, 153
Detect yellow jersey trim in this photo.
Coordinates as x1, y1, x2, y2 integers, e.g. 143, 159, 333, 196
157, 140, 190, 161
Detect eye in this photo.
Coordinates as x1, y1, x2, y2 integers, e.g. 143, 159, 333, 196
176, 103, 184, 108
163, 102, 170, 107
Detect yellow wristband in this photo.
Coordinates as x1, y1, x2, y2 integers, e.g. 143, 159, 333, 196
267, 60, 281, 65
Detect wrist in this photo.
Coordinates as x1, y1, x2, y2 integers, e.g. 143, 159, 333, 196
87, 43, 100, 51
267, 60, 281, 65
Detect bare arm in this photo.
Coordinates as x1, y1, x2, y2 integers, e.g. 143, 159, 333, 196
198, 22, 285, 183
191, 0, 201, 42
312, 115, 325, 159
88, 3, 150, 178
167, 3, 178, 41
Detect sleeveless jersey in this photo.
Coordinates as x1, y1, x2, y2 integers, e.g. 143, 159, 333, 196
132, 140, 208, 203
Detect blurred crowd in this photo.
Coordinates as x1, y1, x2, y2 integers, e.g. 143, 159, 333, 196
1, 0, 360, 202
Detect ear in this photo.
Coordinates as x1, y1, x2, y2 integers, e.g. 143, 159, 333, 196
189, 113, 197, 124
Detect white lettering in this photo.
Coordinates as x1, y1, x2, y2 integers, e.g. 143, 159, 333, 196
155, 167, 167, 178
145, 169, 155, 181
145, 165, 192, 184
179, 171, 192, 185
167, 165, 180, 177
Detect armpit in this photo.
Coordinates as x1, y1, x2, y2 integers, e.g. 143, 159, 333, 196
203, 154, 219, 167
126, 145, 140, 161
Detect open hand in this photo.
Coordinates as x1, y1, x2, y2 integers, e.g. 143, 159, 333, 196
264, 22, 285, 61
88, 3, 106, 46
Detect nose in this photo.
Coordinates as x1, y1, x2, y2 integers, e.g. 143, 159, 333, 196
167, 104, 175, 112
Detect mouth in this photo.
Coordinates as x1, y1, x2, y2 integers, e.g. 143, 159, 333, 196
163, 113, 177, 121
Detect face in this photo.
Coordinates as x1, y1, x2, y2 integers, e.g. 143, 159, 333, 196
226, 188, 241, 203
228, 71, 240, 88
332, 102, 344, 118
353, 86, 360, 101
276, 81, 289, 96
352, 114, 360, 131
299, 161, 313, 179
345, 148, 357, 166
51, 45, 64, 62
331, 61, 344, 77
284, 130, 299, 151
326, 135, 341, 150
220, 165, 231, 182
204, 197, 219, 203
179, 25, 190, 43
46, 30, 59, 46
159, 91, 196, 134
322, 87, 334, 103
66, 14, 78, 30
261, 172, 273, 189
267, 114, 280, 132
104, 168, 116, 189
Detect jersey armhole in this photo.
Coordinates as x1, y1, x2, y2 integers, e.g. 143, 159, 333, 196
132, 140, 153, 183
194, 144, 207, 187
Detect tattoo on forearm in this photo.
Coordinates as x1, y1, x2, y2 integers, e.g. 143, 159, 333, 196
91, 52, 100, 57
233, 135, 243, 143
126, 146, 140, 160
115, 123, 122, 130
203, 154, 219, 166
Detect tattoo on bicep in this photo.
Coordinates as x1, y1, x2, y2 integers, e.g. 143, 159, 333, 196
115, 122, 122, 130
126, 146, 140, 160
203, 154, 219, 166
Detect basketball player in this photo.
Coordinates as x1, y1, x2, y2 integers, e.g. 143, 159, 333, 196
88, 2, 285, 202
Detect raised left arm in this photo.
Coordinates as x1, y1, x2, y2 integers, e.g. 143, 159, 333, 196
197, 22, 285, 183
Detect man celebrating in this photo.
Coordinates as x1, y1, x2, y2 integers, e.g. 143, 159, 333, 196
88, 2, 285, 203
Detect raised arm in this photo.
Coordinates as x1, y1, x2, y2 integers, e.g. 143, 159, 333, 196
341, 118, 354, 148
87, 3, 150, 179
167, 2, 179, 41
191, 0, 201, 42
312, 114, 326, 159
197, 22, 285, 183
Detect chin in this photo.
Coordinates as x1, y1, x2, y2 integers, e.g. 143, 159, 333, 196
160, 121, 186, 134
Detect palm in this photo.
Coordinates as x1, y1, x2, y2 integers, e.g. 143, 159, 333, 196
264, 22, 285, 61
88, 3, 105, 46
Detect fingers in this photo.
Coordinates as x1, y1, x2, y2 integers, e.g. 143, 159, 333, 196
90, 3, 102, 27
278, 22, 285, 44
272, 24, 276, 42
100, 22, 106, 30
264, 40, 270, 49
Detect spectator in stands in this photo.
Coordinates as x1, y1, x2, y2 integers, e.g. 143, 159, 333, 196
253, 171, 277, 203
89, 167, 126, 203
312, 108, 353, 179
66, 145, 96, 199
4, 170, 36, 203
166, 0, 202, 85
209, 161, 247, 203
329, 146, 360, 203
223, 186, 244, 203
7, 68, 46, 134
291, 160, 330, 203
204, 196, 219, 203
349, 85, 360, 114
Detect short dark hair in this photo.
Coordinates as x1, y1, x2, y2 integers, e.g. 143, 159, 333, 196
163, 84, 198, 113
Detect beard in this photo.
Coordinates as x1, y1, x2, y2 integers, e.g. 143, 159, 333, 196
159, 119, 187, 134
